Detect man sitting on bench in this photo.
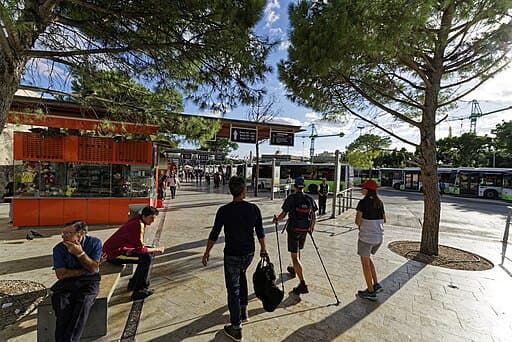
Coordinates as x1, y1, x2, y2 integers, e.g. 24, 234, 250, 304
51, 220, 102, 342
102, 206, 164, 300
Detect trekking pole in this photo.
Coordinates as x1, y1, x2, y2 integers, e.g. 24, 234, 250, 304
308, 232, 341, 305
274, 215, 285, 292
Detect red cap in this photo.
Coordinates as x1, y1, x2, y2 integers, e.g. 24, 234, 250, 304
360, 180, 378, 191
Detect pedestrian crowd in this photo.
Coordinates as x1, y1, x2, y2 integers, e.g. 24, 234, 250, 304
48, 174, 385, 341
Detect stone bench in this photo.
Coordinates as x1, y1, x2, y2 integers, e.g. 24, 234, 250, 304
37, 262, 130, 341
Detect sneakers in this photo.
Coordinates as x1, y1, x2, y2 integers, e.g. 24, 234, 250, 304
287, 265, 296, 278
292, 281, 309, 294
131, 288, 154, 301
241, 306, 249, 322
357, 289, 377, 301
373, 283, 383, 293
223, 325, 242, 341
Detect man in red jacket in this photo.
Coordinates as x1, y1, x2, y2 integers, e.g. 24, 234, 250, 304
103, 206, 164, 300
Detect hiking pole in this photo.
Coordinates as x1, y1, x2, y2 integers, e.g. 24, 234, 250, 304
308, 232, 341, 305
274, 215, 285, 292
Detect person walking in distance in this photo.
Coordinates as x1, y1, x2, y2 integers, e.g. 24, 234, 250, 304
168, 173, 180, 199
318, 178, 329, 215
202, 176, 267, 341
273, 176, 317, 295
51, 220, 102, 342
355, 180, 386, 301
102, 206, 164, 300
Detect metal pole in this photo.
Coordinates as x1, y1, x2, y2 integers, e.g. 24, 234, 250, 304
331, 150, 341, 218
271, 158, 276, 201
503, 206, 512, 243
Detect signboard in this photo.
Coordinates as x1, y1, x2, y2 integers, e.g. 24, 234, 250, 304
230, 126, 257, 144
198, 154, 209, 161
270, 130, 294, 146
181, 153, 192, 160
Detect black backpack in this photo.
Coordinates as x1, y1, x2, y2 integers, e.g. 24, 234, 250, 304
290, 193, 314, 233
253, 257, 284, 312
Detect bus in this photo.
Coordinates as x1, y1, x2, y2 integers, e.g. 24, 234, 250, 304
379, 168, 404, 189
502, 172, 512, 201
353, 168, 380, 186
253, 162, 353, 193
387, 166, 511, 200
452, 168, 511, 200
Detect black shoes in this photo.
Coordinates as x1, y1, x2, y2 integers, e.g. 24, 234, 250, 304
287, 265, 296, 278
223, 325, 242, 341
131, 288, 154, 300
292, 281, 309, 294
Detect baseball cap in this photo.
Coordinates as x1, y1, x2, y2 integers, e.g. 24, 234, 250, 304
294, 176, 305, 188
360, 180, 378, 191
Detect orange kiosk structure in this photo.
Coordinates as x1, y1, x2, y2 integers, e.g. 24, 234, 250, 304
8, 97, 159, 227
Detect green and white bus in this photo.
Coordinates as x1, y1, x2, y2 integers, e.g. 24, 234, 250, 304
253, 162, 354, 193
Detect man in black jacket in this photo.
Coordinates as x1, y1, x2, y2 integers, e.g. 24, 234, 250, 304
202, 176, 268, 341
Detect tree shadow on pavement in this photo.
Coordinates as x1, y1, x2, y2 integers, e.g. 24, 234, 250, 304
280, 259, 425, 341
500, 240, 512, 277
0, 254, 53, 275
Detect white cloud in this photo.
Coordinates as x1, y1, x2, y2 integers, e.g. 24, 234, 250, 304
278, 40, 291, 51
268, 116, 302, 126
269, 27, 283, 36
264, 0, 280, 28
305, 112, 321, 120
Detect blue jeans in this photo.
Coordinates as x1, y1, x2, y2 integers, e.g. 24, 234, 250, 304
224, 253, 254, 326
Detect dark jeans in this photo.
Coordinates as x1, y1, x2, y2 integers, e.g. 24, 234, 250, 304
319, 195, 327, 214
51, 278, 99, 342
224, 253, 254, 327
110, 252, 153, 291
170, 186, 176, 199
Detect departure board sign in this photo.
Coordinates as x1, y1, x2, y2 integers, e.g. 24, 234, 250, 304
270, 130, 294, 146
230, 127, 257, 144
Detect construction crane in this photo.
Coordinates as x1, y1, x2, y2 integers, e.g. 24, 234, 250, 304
297, 123, 344, 162
449, 100, 512, 134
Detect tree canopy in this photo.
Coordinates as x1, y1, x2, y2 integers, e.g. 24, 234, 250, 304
279, 0, 512, 255
0, 0, 272, 136
346, 133, 391, 169
436, 133, 492, 167
69, 69, 219, 145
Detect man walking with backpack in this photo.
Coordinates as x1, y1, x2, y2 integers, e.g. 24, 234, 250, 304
273, 176, 317, 295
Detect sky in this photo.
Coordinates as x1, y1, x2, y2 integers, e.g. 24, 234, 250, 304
183, 0, 512, 160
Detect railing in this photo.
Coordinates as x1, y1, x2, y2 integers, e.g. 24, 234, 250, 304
336, 188, 354, 215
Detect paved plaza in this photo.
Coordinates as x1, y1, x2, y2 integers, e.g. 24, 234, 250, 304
1, 183, 511, 341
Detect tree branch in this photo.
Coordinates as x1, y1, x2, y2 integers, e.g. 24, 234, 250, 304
0, 4, 18, 56
439, 62, 509, 108
345, 77, 421, 128
27, 47, 133, 58
336, 97, 419, 148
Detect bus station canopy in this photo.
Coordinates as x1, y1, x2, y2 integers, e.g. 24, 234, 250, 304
8, 96, 304, 142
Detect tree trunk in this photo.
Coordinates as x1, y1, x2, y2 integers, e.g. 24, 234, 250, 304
254, 142, 259, 197
419, 109, 441, 256
0, 63, 22, 132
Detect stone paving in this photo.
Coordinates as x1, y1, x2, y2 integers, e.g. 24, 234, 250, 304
0, 183, 511, 341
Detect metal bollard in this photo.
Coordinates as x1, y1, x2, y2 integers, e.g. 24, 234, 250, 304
503, 206, 512, 244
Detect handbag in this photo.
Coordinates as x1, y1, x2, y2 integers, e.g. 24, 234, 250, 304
253, 256, 284, 312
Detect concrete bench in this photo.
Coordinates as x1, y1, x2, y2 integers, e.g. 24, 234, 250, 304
37, 263, 129, 341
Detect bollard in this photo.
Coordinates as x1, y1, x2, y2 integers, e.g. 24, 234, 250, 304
503, 206, 512, 244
